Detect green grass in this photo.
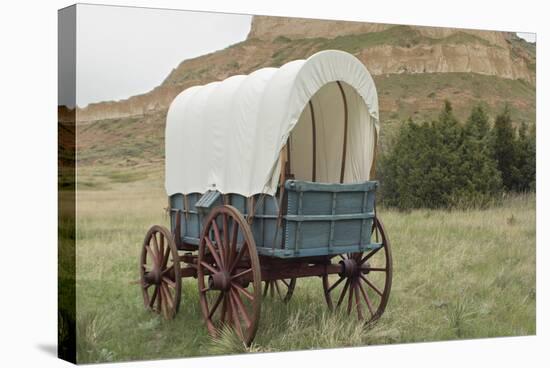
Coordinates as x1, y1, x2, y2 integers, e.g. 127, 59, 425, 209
106, 171, 148, 183
72, 179, 535, 363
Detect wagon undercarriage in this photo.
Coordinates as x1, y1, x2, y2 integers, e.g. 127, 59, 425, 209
157, 252, 378, 285
139, 205, 392, 346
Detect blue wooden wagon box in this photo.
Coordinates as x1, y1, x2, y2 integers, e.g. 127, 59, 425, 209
169, 180, 380, 258
139, 50, 393, 346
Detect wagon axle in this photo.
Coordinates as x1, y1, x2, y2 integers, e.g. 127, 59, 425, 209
339, 258, 372, 278
177, 260, 364, 283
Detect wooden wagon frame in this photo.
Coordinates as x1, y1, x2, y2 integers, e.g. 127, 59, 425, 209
139, 50, 393, 346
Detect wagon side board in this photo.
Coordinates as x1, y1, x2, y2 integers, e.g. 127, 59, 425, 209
169, 192, 283, 250
278, 180, 378, 258
169, 180, 379, 258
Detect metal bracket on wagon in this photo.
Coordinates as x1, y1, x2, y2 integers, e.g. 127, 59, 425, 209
195, 190, 222, 216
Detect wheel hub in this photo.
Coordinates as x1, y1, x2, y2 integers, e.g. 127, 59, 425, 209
208, 271, 231, 291
339, 258, 358, 278
144, 264, 162, 285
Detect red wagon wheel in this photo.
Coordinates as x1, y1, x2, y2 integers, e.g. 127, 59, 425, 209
263, 278, 296, 303
322, 217, 392, 324
139, 225, 182, 320
197, 205, 262, 346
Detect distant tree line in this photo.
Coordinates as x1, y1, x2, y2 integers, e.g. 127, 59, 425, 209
378, 101, 536, 209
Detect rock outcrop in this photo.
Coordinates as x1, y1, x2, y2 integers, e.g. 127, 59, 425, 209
74, 15, 535, 123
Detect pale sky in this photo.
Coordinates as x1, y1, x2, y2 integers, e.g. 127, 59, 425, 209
75, 4, 252, 107
70, 4, 535, 108
516, 32, 536, 43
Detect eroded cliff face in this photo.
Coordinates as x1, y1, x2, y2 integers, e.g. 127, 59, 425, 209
249, 15, 533, 81
76, 85, 181, 122
75, 15, 535, 122
248, 15, 392, 41
248, 15, 512, 48
358, 43, 533, 82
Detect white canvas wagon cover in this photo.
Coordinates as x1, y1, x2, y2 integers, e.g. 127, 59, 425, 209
165, 50, 379, 197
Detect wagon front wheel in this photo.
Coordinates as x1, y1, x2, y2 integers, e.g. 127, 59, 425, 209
139, 225, 182, 320
197, 205, 262, 346
322, 217, 392, 324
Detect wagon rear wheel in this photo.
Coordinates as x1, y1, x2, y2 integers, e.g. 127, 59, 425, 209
139, 225, 182, 320
322, 217, 392, 324
197, 205, 262, 346
263, 279, 296, 303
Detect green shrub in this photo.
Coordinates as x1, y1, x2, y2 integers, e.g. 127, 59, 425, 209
492, 105, 536, 192
380, 102, 504, 209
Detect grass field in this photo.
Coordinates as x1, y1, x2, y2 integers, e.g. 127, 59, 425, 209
72, 176, 535, 363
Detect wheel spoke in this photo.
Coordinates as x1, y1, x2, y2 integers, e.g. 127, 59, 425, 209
327, 276, 345, 294
161, 291, 170, 319
229, 242, 248, 273
231, 288, 252, 327
231, 281, 254, 300
223, 213, 229, 265
159, 234, 165, 265
212, 220, 225, 268
162, 276, 176, 289
365, 267, 386, 272
230, 220, 239, 263
358, 279, 374, 316
220, 294, 228, 324
360, 274, 383, 296
149, 286, 159, 308
359, 246, 382, 265
161, 244, 171, 269
208, 292, 224, 319
354, 283, 363, 320
151, 233, 161, 264
200, 261, 218, 274
145, 245, 157, 266
161, 283, 174, 311
347, 280, 354, 314
229, 294, 244, 340
205, 238, 223, 269
336, 278, 351, 308
156, 284, 163, 312
231, 268, 252, 280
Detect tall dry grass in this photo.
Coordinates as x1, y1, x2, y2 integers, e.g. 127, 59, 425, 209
72, 177, 535, 363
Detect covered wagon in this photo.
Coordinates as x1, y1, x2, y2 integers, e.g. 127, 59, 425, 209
139, 50, 392, 346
